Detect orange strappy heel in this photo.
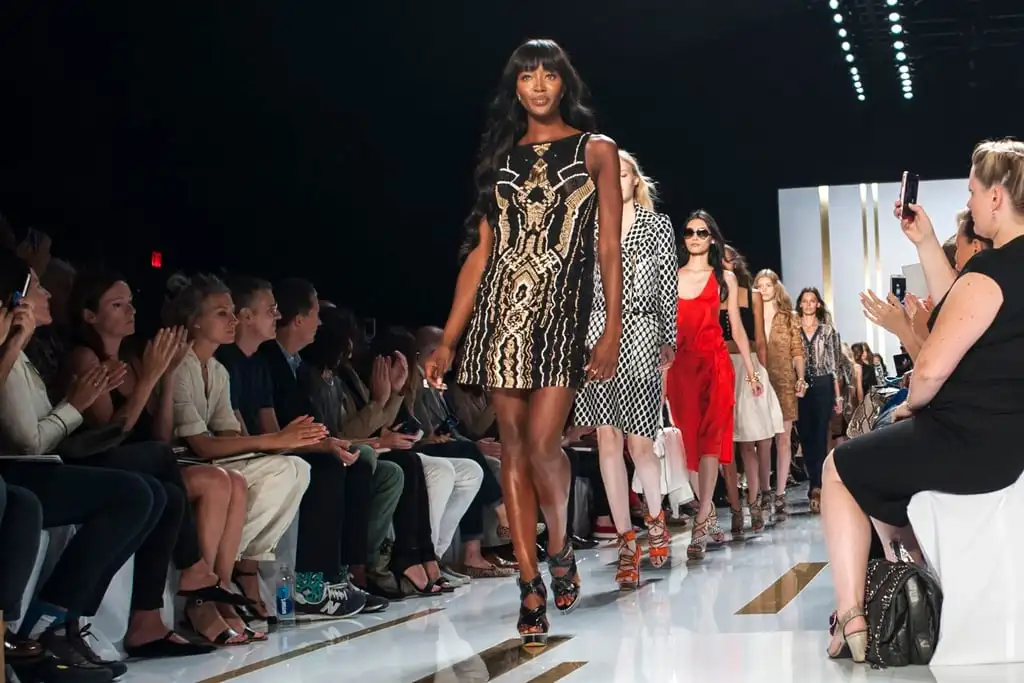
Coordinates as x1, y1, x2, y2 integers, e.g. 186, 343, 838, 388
615, 530, 640, 590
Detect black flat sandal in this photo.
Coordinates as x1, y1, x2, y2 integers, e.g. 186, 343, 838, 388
177, 582, 253, 608
180, 598, 250, 647
123, 631, 216, 660
517, 575, 549, 648
547, 540, 581, 614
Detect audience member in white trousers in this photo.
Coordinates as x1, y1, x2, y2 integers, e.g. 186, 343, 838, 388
417, 453, 483, 559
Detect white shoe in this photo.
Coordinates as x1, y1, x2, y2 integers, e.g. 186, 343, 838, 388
439, 562, 471, 586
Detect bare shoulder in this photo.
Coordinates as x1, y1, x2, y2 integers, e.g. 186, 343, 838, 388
68, 345, 101, 372
585, 134, 619, 163
722, 270, 739, 287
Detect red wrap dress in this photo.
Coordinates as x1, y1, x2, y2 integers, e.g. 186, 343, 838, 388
666, 273, 735, 471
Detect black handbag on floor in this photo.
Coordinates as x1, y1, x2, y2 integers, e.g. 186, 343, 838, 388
863, 547, 943, 668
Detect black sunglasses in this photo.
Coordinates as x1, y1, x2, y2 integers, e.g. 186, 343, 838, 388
683, 228, 711, 239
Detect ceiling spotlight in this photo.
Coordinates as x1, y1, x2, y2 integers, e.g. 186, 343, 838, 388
856, 86, 864, 93
841, 41, 851, 51
850, 67, 859, 75
845, 53, 855, 62
891, 23, 903, 34
903, 84, 913, 92
900, 71, 910, 80
834, 13, 844, 23
887, 0, 898, 5
899, 65, 910, 73
889, 12, 901, 22
896, 51, 907, 61
858, 94, 866, 101
829, 0, 839, 8
894, 40, 905, 49
852, 73, 861, 82
904, 92, 914, 100
838, 27, 848, 37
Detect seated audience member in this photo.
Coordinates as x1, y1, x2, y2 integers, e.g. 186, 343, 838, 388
0, 253, 168, 679
305, 309, 473, 594
823, 140, 1024, 662
66, 270, 257, 646
299, 310, 457, 596
218, 277, 386, 617
27, 258, 76, 394
164, 274, 324, 623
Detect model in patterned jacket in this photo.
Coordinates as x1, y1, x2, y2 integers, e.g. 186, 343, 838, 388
574, 150, 677, 589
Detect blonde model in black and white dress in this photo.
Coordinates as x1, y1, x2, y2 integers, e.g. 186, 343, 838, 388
573, 149, 677, 589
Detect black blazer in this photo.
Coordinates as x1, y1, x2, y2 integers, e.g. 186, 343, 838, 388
257, 340, 315, 427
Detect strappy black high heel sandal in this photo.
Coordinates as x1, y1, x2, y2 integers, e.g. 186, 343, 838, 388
547, 539, 581, 614
517, 575, 549, 648
232, 569, 278, 625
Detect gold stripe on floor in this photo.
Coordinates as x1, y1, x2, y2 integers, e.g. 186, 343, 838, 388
196, 608, 443, 683
735, 561, 828, 615
411, 636, 572, 683
525, 661, 588, 682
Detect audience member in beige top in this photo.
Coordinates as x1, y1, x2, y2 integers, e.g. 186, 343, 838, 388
166, 273, 326, 620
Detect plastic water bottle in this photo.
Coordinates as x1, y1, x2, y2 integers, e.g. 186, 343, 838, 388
275, 564, 295, 626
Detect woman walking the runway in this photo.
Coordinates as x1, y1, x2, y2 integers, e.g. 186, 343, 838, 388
573, 149, 677, 589
665, 210, 763, 561
425, 39, 623, 647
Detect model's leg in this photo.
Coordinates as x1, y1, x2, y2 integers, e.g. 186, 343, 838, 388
491, 389, 548, 645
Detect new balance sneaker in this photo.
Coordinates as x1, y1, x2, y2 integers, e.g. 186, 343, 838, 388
295, 581, 366, 620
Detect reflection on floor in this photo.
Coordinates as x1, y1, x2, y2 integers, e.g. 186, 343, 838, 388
120, 496, 1024, 683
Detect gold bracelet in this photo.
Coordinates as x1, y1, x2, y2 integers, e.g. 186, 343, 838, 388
745, 372, 762, 384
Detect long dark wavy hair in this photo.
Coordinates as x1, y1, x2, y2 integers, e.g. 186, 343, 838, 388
724, 244, 752, 289
682, 209, 729, 302
459, 39, 597, 261
796, 286, 833, 325
67, 269, 131, 362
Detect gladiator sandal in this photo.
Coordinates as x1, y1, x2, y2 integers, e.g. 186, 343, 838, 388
774, 492, 788, 520
644, 511, 671, 569
687, 515, 710, 561
547, 540, 581, 614
750, 495, 765, 533
809, 488, 822, 515
761, 490, 776, 526
708, 507, 727, 544
615, 530, 640, 590
730, 506, 745, 536
517, 575, 549, 648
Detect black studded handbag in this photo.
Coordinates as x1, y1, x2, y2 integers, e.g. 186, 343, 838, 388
863, 545, 943, 668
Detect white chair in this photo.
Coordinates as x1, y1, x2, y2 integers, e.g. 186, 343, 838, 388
907, 471, 1024, 666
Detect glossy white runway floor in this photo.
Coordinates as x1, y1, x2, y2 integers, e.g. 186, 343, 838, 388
120, 500, 1024, 683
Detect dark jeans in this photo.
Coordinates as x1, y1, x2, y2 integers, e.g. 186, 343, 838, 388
565, 446, 614, 530
417, 440, 500, 540
0, 462, 155, 617
0, 478, 43, 620
295, 452, 372, 580
798, 377, 835, 492
82, 441, 203, 610
378, 450, 434, 574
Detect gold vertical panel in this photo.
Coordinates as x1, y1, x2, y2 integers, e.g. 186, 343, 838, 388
526, 662, 588, 682
818, 186, 833, 312
196, 609, 444, 683
411, 636, 573, 683
872, 182, 884, 359
735, 562, 828, 615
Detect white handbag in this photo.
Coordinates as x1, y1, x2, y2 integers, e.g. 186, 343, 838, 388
632, 403, 694, 505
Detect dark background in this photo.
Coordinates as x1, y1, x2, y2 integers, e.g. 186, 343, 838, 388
0, 0, 1020, 327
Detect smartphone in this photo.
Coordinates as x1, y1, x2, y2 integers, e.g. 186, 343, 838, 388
9, 273, 30, 307
899, 171, 920, 219
890, 274, 907, 303
363, 317, 377, 342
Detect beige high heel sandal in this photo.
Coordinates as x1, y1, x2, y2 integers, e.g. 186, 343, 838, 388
827, 606, 868, 663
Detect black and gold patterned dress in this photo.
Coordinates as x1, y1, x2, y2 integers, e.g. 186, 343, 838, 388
457, 132, 598, 390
